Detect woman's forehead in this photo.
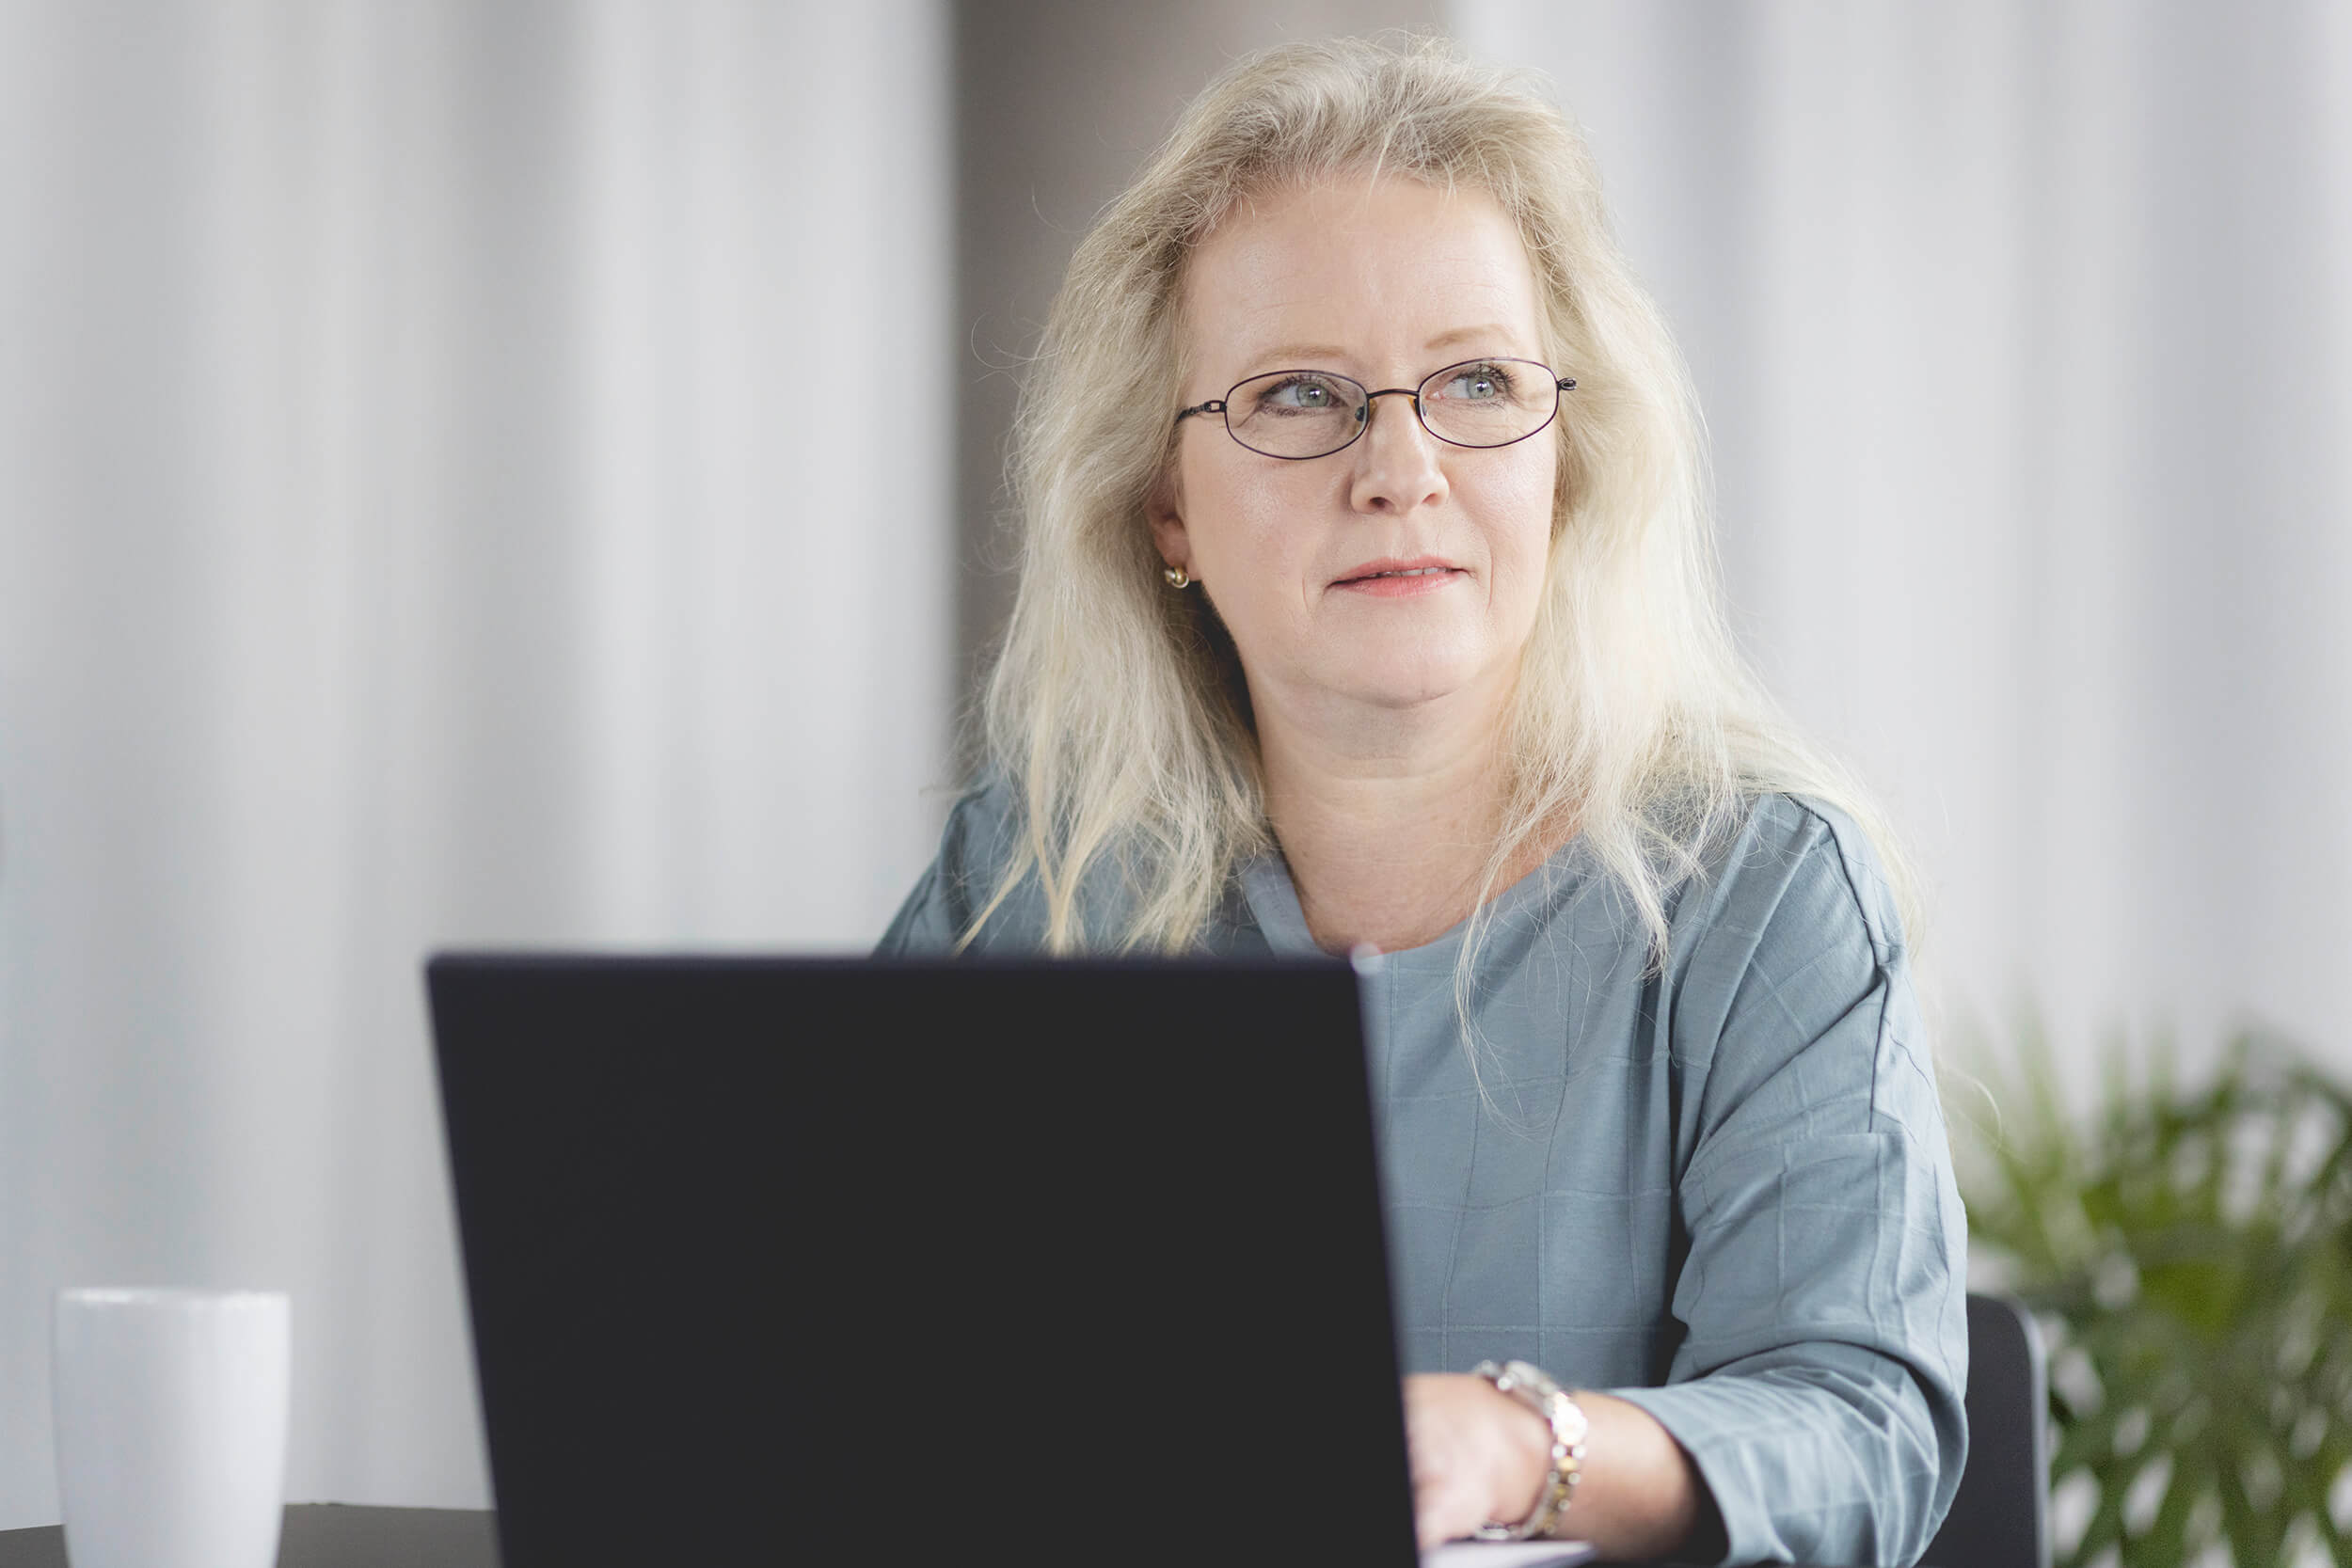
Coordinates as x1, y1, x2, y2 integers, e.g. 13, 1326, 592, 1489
1182, 176, 1544, 370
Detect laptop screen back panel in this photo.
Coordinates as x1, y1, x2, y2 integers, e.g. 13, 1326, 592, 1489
428, 957, 1418, 1564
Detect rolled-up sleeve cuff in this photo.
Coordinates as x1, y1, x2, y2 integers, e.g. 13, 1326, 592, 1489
1604, 1362, 1948, 1566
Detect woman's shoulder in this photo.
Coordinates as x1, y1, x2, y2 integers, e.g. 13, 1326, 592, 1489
1663, 788, 1909, 990
874, 773, 1035, 956
1657, 788, 1935, 1132
934, 771, 1027, 878
1730, 790, 1901, 940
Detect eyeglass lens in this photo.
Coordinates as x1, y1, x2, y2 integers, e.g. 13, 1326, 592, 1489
1222, 358, 1559, 459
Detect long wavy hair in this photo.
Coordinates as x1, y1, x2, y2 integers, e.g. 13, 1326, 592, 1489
964, 33, 1916, 984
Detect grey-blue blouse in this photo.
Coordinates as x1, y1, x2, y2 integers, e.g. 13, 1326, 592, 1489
877, 781, 1968, 1565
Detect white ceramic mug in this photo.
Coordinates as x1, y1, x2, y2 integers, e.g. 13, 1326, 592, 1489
52, 1288, 291, 1568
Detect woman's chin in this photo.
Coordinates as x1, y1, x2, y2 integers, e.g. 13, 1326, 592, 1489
1314, 658, 1503, 717
1240, 632, 1520, 729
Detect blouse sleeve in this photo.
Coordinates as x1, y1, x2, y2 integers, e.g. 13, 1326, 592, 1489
1606, 798, 1969, 1565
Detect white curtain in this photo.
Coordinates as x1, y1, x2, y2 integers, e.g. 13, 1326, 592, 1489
0, 0, 951, 1524
1452, 0, 2352, 1088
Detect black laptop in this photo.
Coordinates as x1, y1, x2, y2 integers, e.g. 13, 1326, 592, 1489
426, 955, 1419, 1564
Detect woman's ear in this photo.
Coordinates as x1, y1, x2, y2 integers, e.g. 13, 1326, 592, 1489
1146, 464, 1191, 576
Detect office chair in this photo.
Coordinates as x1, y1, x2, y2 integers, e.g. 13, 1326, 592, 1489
1920, 1291, 2051, 1568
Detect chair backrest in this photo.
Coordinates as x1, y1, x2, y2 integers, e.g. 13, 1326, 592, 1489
1921, 1292, 2051, 1568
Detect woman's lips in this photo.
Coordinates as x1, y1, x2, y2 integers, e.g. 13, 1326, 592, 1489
1331, 567, 1466, 597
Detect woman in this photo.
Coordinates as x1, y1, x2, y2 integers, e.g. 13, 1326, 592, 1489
881, 35, 1966, 1565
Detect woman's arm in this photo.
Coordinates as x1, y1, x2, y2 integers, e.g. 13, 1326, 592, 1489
1413, 799, 1965, 1561
1610, 797, 1968, 1564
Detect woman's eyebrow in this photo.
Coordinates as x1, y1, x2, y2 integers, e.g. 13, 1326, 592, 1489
1425, 324, 1518, 353
1242, 326, 1524, 368
1248, 342, 1348, 366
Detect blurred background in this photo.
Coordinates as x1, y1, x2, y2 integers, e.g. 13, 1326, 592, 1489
4, 0, 2348, 1530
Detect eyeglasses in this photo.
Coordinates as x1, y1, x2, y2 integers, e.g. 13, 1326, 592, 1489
1174, 357, 1576, 461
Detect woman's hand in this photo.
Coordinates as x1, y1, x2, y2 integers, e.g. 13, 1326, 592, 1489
1403, 1376, 1714, 1558
1401, 1372, 1552, 1548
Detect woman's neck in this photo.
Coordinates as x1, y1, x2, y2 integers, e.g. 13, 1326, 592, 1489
1255, 678, 1537, 955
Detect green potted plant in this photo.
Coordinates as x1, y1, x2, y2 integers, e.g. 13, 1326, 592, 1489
1955, 1029, 2352, 1566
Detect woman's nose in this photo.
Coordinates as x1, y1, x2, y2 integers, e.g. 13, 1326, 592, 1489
1347, 393, 1449, 515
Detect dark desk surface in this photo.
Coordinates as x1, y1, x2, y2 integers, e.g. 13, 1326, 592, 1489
0, 1506, 501, 1568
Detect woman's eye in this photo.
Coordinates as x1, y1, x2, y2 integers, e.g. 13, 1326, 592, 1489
1262, 376, 1345, 412
1438, 363, 1514, 401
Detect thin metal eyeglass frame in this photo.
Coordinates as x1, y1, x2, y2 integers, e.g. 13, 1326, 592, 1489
1172, 358, 1577, 461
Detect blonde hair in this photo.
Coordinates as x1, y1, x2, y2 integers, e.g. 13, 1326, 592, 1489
965, 33, 1917, 983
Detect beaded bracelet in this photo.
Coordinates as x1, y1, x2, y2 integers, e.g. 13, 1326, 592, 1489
1470, 1359, 1589, 1541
